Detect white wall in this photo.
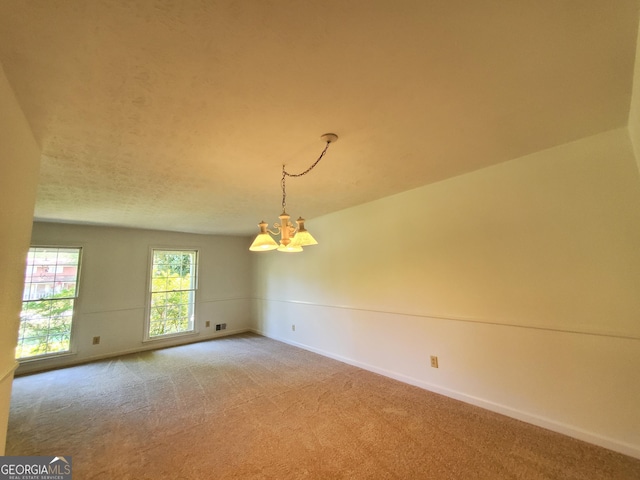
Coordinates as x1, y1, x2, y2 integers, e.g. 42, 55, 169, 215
18, 223, 253, 374
252, 127, 640, 459
0, 64, 41, 454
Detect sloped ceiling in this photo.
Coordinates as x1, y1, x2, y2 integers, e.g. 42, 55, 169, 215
0, 0, 638, 235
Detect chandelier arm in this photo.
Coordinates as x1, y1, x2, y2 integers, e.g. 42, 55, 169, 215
270, 224, 283, 236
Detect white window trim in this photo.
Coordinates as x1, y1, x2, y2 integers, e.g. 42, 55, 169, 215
144, 247, 200, 342
17, 245, 83, 361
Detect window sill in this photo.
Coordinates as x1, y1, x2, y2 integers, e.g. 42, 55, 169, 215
17, 351, 77, 364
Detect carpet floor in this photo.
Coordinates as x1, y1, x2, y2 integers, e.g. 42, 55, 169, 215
7, 333, 640, 479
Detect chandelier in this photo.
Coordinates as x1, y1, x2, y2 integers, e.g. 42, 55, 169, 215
249, 133, 338, 253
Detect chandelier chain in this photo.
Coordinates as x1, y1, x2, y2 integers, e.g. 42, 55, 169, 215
281, 140, 332, 212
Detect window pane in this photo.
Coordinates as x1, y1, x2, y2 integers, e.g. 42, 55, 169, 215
17, 247, 81, 359
148, 249, 197, 338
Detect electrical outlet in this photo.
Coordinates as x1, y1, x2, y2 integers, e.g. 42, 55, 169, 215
92, 336, 100, 345
430, 355, 439, 368
205, 321, 210, 328
291, 324, 296, 331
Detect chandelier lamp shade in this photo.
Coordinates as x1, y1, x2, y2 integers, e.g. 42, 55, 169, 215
249, 133, 338, 253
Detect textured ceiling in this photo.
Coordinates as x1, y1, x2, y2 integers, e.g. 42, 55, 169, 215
0, 1, 638, 235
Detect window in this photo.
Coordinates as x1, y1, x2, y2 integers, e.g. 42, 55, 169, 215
17, 247, 82, 359
147, 249, 198, 339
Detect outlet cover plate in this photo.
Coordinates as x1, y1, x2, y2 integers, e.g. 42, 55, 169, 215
430, 356, 439, 368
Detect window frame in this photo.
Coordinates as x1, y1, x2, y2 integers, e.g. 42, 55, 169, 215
17, 245, 83, 361
144, 247, 199, 342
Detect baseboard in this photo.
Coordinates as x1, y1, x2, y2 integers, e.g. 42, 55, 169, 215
252, 328, 640, 460
16, 327, 252, 376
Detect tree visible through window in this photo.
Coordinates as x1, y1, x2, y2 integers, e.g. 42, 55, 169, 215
148, 249, 197, 338
17, 247, 81, 359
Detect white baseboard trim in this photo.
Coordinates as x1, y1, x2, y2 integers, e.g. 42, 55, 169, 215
252, 328, 640, 460
16, 328, 252, 375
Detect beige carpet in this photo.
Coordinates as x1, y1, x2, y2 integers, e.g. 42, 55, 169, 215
7, 333, 640, 479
